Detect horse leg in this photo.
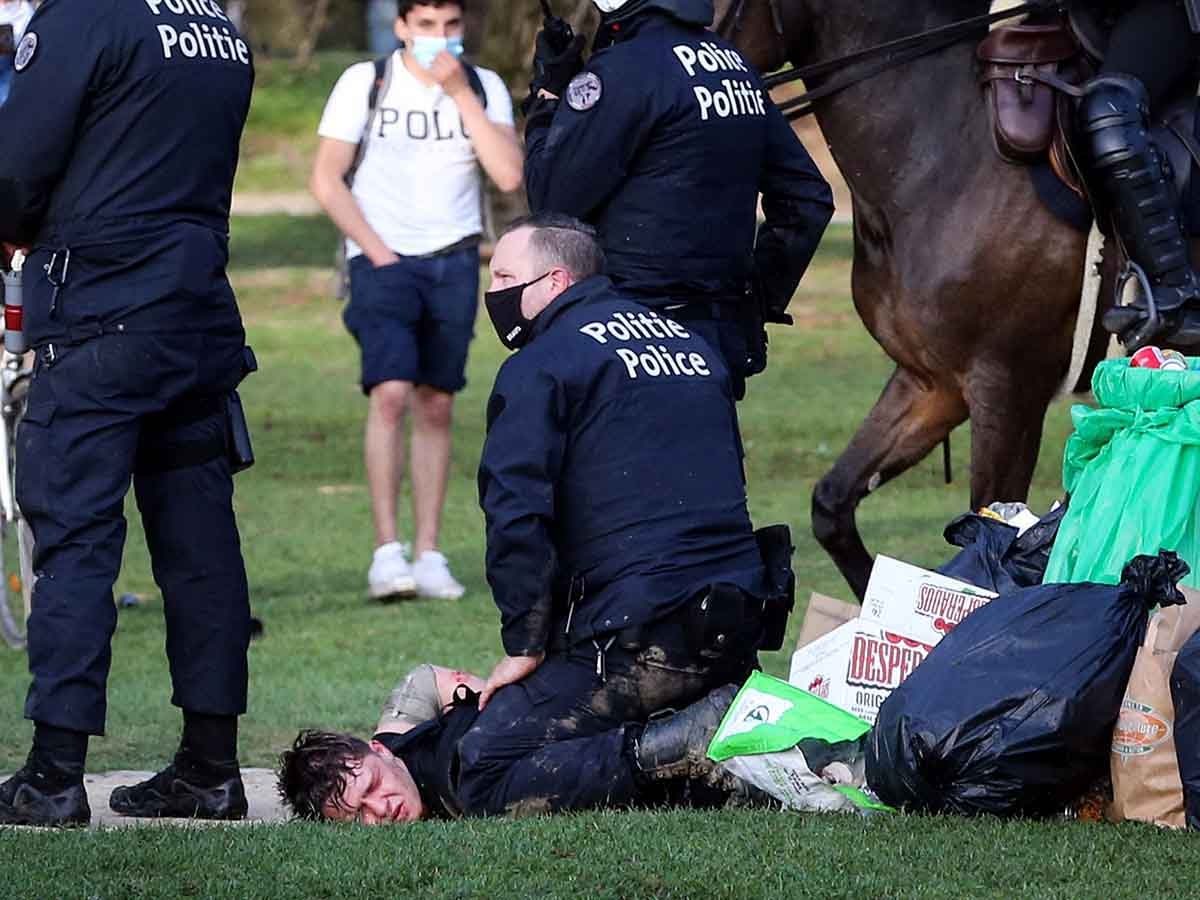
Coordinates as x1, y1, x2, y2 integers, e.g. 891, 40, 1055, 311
813, 366, 968, 600
964, 370, 1055, 508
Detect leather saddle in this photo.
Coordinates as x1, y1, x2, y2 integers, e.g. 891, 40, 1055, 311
977, 10, 1200, 203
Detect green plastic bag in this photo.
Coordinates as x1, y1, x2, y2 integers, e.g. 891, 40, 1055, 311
707, 672, 888, 813
707, 671, 871, 762
1044, 359, 1200, 587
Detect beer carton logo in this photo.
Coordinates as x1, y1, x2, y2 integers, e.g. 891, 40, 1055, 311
916, 583, 991, 634
1113, 699, 1172, 758
846, 631, 932, 690
807, 675, 830, 699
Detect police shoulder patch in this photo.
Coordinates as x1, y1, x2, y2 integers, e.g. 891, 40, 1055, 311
565, 72, 602, 112
14, 32, 36, 72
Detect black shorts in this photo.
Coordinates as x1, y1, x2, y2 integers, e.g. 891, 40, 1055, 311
344, 246, 480, 395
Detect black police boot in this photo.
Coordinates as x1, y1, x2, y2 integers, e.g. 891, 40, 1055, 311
108, 753, 247, 820
0, 751, 90, 827
633, 684, 738, 782
1078, 74, 1200, 350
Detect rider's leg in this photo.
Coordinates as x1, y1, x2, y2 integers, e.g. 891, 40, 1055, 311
1080, 0, 1200, 347
1102, 0, 1199, 108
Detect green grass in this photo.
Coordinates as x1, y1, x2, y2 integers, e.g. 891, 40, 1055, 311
3, 812, 1198, 899
0, 224, 1159, 897
229, 215, 340, 269
237, 53, 361, 194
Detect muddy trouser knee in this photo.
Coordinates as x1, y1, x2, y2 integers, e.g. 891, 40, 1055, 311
455, 635, 753, 817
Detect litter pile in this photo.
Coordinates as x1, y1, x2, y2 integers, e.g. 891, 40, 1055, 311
712, 352, 1200, 829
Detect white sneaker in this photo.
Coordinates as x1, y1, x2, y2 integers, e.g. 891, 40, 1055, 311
368, 542, 417, 600
412, 550, 465, 600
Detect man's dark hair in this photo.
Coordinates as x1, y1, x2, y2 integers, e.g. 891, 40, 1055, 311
277, 730, 372, 821
503, 213, 606, 282
397, 0, 465, 19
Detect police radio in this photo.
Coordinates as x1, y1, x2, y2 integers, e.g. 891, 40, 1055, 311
538, 0, 575, 55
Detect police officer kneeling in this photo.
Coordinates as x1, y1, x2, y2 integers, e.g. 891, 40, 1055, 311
452, 213, 794, 816
0, 1, 256, 826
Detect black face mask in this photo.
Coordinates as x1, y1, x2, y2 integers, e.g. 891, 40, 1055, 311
484, 271, 551, 350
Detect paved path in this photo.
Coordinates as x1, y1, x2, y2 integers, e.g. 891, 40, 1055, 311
1, 768, 288, 828
230, 191, 854, 224
231, 192, 320, 217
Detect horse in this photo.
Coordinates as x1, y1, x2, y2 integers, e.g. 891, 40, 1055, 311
712, 0, 1113, 599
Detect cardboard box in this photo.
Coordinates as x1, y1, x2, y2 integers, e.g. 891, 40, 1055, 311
861, 555, 997, 648
787, 558, 995, 723
788, 618, 933, 724
795, 592, 860, 649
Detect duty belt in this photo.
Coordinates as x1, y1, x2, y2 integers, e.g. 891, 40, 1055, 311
661, 299, 743, 322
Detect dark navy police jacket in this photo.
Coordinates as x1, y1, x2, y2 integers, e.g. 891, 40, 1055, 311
478, 275, 767, 656
0, 0, 253, 347
524, 10, 833, 314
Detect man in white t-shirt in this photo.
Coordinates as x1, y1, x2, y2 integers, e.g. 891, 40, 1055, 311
312, 0, 521, 602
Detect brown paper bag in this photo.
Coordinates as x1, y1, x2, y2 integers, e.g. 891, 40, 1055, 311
795, 592, 859, 649
1108, 595, 1200, 827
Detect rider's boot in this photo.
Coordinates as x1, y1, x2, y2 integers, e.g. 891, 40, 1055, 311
1078, 74, 1200, 350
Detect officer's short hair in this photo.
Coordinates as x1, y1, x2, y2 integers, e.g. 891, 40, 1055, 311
397, 0, 465, 19
505, 213, 605, 282
277, 730, 372, 821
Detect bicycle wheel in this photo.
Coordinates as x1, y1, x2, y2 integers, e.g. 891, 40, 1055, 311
0, 514, 25, 650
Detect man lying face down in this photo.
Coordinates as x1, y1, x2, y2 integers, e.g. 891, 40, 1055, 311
277, 665, 759, 823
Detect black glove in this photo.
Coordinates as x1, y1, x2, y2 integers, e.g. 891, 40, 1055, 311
752, 272, 794, 326
531, 28, 585, 99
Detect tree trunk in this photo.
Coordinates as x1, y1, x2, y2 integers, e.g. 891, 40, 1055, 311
294, 0, 334, 68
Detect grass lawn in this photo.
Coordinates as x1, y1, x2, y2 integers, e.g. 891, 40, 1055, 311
236, 53, 360, 195
1, 222, 1189, 897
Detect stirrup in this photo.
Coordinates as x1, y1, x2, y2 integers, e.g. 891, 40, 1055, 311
1109, 261, 1163, 349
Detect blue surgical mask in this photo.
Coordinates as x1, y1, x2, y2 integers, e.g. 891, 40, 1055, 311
408, 35, 465, 69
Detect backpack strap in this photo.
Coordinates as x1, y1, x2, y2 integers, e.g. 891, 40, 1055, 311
345, 54, 394, 187
464, 63, 489, 109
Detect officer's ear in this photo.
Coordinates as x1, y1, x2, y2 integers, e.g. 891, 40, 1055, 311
549, 266, 574, 297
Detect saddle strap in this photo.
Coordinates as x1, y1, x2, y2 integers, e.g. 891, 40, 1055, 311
995, 66, 1084, 99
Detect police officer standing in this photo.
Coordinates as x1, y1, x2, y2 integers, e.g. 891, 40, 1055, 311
0, 0, 256, 826
522, 0, 834, 399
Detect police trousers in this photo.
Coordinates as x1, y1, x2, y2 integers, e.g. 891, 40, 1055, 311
18, 331, 251, 735
455, 618, 755, 817
1103, 0, 1200, 107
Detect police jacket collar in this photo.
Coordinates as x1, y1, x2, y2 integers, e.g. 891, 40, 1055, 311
527, 275, 616, 341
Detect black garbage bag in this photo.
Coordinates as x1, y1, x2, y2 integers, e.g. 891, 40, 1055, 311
937, 504, 1067, 594
1172, 630, 1200, 830
866, 551, 1188, 817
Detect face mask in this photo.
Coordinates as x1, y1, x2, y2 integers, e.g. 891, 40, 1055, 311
407, 35, 465, 69
484, 272, 551, 350
592, 0, 632, 11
